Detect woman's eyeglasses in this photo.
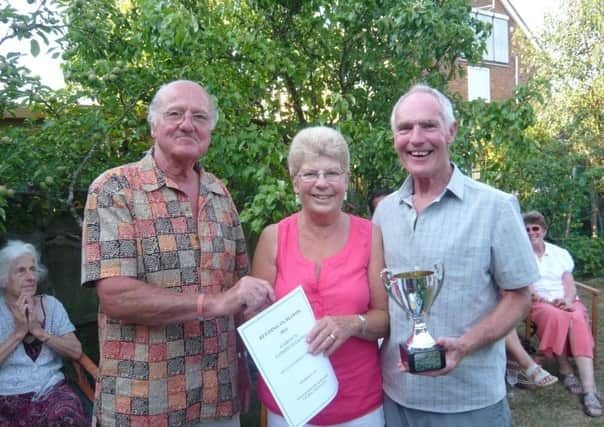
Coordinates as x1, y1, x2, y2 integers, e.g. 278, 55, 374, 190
297, 170, 345, 183
525, 225, 541, 232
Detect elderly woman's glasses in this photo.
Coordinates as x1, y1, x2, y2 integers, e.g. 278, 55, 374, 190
162, 110, 210, 126
13, 266, 38, 277
297, 169, 345, 183
526, 225, 541, 232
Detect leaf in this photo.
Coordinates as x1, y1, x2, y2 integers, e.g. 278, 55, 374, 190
0, 0, 599, 242
30, 39, 40, 57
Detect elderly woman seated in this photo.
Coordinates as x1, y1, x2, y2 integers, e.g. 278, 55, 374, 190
523, 211, 601, 417
0, 240, 87, 426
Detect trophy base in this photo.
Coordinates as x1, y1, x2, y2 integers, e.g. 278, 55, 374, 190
399, 344, 446, 373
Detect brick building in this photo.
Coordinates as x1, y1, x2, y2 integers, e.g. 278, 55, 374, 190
448, 0, 538, 101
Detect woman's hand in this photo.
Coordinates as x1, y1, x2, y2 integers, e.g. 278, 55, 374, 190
9, 294, 29, 338
307, 315, 357, 357
552, 297, 575, 311
26, 302, 46, 338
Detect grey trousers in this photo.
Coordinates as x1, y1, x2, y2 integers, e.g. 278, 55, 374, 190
383, 393, 511, 427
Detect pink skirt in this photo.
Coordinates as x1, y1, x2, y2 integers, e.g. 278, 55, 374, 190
532, 300, 594, 358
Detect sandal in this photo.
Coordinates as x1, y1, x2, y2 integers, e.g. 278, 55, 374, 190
517, 364, 558, 388
583, 392, 603, 417
562, 373, 583, 394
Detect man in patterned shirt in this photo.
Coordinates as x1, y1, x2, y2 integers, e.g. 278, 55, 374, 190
81, 80, 275, 427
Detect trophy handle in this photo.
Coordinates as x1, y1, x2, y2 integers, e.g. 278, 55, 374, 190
431, 263, 445, 301
381, 268, 409, 314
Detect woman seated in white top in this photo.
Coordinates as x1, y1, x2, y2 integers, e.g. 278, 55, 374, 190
0, 240, 87, 426
523, 211, 600, 417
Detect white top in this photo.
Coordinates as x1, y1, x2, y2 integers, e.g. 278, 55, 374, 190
533, 241, 574, 302
0, 294, 76, 398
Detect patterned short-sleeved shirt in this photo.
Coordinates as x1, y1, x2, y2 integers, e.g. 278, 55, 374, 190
81, 151, 248, 426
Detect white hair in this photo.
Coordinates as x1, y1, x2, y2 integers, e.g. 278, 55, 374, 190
390, 84, 456, 132
288, 126, 350, 177
146, 80, 218, 130
0, 240, 47, 290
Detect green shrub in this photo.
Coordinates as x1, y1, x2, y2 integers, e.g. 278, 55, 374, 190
557, 236, 604, 279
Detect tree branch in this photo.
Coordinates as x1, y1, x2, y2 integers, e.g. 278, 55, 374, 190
67, 88, 151, 228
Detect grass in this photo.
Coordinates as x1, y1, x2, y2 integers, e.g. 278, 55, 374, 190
509, 277, 604, 427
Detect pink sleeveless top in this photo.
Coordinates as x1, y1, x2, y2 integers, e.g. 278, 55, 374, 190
258, 213, 383, 425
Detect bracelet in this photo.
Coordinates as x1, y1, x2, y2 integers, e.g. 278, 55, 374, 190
358, 314, 367, 337
41, 332, 53, 343
197, 294, 205, 320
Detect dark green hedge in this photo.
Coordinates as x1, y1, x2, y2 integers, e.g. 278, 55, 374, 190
557, 236, 604, 279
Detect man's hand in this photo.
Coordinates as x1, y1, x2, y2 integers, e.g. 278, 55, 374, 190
233, 276, 275, 315
396, 336, 466, 376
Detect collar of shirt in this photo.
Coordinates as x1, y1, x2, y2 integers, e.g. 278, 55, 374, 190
397, 163, 465, 208
140, 149, 227, 197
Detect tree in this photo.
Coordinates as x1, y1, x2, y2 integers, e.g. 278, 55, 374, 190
519, 0, 603, 238
0, 0, 65, 231
1, 0, 540, 243
0, 0, 62, 114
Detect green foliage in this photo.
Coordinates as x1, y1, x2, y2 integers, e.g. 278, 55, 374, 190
0, 0, 63, 114
1, 0, 596, 247
557, 236, 604, 279
0, 191, 8, 232
2, 0, 494, 235
453, 84, 538, 191
519, 0, 603, 237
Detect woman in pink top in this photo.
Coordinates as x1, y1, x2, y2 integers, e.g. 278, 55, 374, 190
252, 126, 389, 426
524, 211, 601, 417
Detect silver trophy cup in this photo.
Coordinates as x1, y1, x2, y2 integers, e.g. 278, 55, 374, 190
381, 264, 445, 373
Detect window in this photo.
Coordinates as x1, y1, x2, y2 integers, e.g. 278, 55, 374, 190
474, 11, 509, 64
468, 66, 490, 102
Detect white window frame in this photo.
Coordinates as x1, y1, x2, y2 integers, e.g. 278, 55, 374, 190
473, 9, 509, 64
468, 66, 491, 102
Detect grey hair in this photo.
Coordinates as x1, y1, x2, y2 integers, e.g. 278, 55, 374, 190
390, 84, 456, 132
0, 240, 47, 289
288, 126, 350, 177
146, 80, 218, 130
523, 210, 547, 230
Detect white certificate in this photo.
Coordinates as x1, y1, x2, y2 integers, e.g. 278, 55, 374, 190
238, 286, 338, 427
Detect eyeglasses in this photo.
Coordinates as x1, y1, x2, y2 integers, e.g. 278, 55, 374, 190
162, 110, 211, 126
297, 169, 346, 183
526, 225, 541, 232
13, 267, 38, 277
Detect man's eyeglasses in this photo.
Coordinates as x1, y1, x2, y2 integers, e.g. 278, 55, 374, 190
297, 170, 346, 183
162, 110, 211, 126
526, 225, 541, 232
